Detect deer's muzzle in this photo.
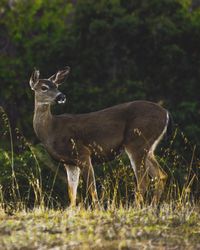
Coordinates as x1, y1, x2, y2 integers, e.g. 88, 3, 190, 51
55, 93, 66, 104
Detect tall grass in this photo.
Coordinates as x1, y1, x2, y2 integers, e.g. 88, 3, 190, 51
0, 106, 199, 213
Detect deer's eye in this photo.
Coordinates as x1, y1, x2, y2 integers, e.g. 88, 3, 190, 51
41, 85, 49, 92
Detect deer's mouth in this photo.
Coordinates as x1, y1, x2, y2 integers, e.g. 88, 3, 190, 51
55, 93, 66, 104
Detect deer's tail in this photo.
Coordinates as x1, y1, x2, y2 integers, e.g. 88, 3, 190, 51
165, 111, 174, 141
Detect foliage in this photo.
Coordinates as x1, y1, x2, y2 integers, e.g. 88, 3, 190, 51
0, 0, 200, 209
0, 0, 199, 145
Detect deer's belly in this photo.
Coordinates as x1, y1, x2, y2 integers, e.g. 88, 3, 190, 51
88, 142, 123, 163
91, 148, 123, 164
44, 136, 124, 165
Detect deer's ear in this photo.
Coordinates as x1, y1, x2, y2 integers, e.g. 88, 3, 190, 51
49, 66, 70, 86
29, 69, 40, 90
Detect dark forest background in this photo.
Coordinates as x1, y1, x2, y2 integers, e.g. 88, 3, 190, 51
0, 0, 199, 206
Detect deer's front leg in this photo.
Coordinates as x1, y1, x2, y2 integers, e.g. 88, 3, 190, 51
64, 164, 80, 207
81, 157, 99, 207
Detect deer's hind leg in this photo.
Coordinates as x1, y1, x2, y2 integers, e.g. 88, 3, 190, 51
125, 146, 150, 205
146, 154, 168, 205
145, 124, 168, 205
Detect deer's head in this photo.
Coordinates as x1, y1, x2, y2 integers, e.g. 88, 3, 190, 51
29, 66, 70, 105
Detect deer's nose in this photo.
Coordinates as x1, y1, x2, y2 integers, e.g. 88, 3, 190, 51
55, 93, 66, 104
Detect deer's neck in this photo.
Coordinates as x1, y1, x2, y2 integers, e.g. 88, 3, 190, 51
33, 102, 53, 142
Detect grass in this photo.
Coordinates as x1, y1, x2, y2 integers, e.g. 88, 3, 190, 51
0, 106, 200, 249
0, 205, 200, 249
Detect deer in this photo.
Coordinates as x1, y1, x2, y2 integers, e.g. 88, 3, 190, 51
29, 66, 172, 207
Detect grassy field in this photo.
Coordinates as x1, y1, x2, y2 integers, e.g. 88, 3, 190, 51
0, 107, 200, 249
0, 204, 200, 250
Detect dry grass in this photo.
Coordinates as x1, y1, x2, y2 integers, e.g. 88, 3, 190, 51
0, 204, 200, 250
1, 106, 200, 249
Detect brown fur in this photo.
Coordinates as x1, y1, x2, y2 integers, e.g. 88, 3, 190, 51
30, 67, 169, 207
